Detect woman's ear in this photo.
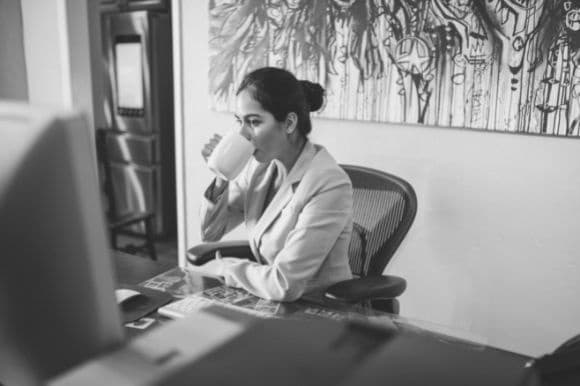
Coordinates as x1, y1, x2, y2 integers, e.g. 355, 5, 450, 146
285, 112, 298, 134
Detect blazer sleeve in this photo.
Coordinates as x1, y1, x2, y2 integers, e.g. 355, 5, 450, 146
197, 168, 353, 301
199, 165, 250, 241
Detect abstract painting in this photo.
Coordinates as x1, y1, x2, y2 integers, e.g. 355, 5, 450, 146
209, 0, 580, 137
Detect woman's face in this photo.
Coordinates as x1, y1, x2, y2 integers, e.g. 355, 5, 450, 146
234, 89, 288, 164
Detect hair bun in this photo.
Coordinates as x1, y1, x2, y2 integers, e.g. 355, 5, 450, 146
300, 80, 325, 112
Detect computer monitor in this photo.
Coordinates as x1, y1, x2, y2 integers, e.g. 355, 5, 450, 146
0, 102, 124, 385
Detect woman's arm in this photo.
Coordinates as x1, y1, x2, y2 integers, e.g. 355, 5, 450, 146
200, 170, 248, 241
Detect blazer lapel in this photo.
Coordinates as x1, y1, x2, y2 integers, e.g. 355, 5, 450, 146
245, 162, 273, 233
251, 142, 317, 247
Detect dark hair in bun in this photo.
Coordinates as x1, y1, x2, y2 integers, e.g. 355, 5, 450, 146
300, 80, 325, 112
236, 67, 325, 137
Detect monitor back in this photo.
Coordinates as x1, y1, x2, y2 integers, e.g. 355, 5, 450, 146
0, 102, 124, 385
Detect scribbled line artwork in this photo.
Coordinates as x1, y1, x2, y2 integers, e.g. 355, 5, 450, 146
209, 0, 580, 137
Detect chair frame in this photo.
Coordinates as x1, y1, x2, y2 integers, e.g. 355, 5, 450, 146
95, 128, 157, 260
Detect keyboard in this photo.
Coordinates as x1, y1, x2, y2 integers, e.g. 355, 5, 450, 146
158, 293, 279, 319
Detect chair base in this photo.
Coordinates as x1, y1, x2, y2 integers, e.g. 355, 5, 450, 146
110, 215, 157, 261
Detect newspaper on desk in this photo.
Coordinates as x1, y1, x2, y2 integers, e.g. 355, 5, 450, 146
140, 267, 361, 320
141, 267, 398, 322
141, 267, 283, 318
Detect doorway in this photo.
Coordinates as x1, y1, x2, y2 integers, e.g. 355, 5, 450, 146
94, 0, 178, 267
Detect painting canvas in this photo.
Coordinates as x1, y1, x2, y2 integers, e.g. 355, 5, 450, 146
209, 0, 580, 137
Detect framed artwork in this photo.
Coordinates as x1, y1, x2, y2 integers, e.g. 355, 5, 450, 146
209, 0, 580, 137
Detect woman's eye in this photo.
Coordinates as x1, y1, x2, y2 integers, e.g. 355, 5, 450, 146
249, 120, 261, 127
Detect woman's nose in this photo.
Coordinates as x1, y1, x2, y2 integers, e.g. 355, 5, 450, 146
237, 123, 252, 141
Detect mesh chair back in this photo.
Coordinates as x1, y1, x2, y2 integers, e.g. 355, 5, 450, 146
341, 165, 417, 277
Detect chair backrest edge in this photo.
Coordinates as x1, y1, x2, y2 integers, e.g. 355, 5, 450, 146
340, 164, 418, 276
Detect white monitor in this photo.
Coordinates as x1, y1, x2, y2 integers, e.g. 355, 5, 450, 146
0, 102, 124, 385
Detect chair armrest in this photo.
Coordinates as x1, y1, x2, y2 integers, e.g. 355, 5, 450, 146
187, 240, 255, 266
324, 275, 407, 303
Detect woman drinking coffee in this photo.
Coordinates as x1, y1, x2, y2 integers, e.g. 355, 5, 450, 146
194, 67, 353, 302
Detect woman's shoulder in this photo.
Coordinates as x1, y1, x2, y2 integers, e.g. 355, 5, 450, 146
305, 144, 351, 187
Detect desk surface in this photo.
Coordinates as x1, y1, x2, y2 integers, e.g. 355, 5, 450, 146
114, 250, 174, 286
54, 252, 540, 386
114, 251, 404, 330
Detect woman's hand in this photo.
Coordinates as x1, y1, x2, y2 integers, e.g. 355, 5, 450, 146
202, 133, 227, 189
201, 133, 223, 162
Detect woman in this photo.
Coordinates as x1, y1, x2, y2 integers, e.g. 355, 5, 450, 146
195, 67, 352, 301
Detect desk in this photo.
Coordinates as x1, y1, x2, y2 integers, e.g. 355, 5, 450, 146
53, 253, 540, 386
114, 250, 174, 285
114, 251, 402, 332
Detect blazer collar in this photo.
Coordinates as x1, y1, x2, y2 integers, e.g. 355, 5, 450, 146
285, 140, 317, 187
251, 141, 317, 245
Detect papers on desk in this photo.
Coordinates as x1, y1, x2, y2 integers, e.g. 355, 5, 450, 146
140, 267, 488, 351
158, 287, 282, 320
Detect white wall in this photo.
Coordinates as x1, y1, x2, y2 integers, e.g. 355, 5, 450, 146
180, 1, 580, 356
20, 0, 99, 125
0, 0, 28, 100
315, 121, 580, 357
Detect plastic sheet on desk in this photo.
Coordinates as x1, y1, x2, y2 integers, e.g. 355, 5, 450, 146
141, 270, 486, 350
140, 267, 223, 298
286, 305, 488, 352
386, 314, 489, 351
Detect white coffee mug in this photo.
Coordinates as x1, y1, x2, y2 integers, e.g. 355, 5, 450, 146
207, 131, 254, 181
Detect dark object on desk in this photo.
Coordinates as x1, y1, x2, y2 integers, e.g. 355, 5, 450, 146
117, 284, 173, 323
528, 332, 580, 386
187, 165, 417, 314
158, 314, 532, 386
159, 318, 394, 386
337, 330, 532, 386
95, 128, 157, 260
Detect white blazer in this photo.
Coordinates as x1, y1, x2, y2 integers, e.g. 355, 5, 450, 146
197, 141, 353, 301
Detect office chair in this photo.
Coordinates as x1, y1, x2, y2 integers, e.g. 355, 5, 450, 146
95, 128, 157, 260
187, 165, 417, 313
323, 164, 417, 313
